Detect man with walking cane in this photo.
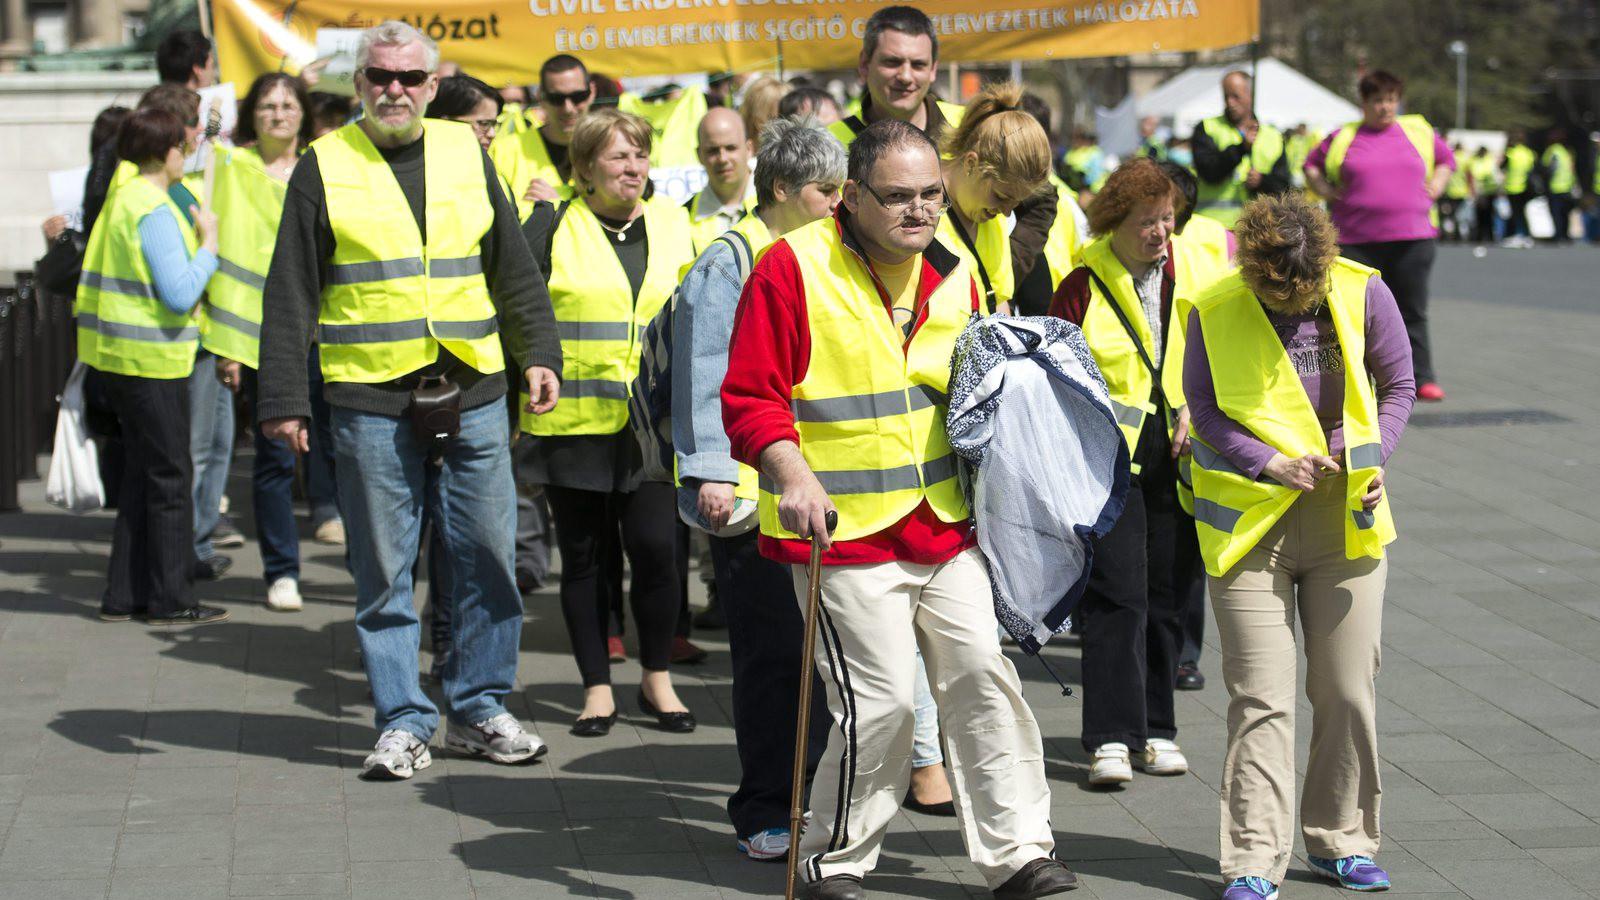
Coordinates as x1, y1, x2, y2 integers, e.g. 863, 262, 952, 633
722, 118, 1078, 899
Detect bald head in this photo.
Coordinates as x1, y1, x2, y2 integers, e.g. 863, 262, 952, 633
697, 106, 754, 201
1222, 71, 1252, 124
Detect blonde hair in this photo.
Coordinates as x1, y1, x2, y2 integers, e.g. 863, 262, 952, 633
940, 81, 1051, 202
568, 107, 653, 191
740, 76, 791, 149
1234, 192, 1341, 314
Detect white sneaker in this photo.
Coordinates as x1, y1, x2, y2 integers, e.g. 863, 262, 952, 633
361, 729, 431, 780
314, 518, 346, 546
737, 826, 791, 861
1089, 742, 1133, 785
445, 712, 548, 764
265, 577, 303, 612
1135, 738, 1188, 775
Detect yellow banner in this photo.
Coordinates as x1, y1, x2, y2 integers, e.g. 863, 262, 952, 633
215, 0, 1258, 90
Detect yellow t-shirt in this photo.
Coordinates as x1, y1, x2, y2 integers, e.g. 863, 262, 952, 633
875, 253, 923, 342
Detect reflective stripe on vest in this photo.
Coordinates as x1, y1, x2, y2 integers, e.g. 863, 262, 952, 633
314, 120, 503, 384
203, 146, 287, 368
756, 217, 972, 542
521, 194, 694, 436
1196, 116, 1285, 226
74, 175, 199, 379
1189, 260, 1396, 577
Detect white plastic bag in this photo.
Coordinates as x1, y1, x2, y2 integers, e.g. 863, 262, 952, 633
45, 361, 105, 513
1526, 196, 1554, 239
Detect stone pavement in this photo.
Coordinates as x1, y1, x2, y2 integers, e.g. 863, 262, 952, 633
2, 244, 1599, 899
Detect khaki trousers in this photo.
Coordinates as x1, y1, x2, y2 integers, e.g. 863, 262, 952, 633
1209, 477, 1386, 883
791, 547, 1055, 888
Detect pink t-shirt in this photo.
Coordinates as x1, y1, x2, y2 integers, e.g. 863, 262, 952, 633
1305, 124, 1455, 245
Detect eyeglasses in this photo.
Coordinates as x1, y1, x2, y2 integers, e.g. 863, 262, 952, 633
363, 67, 430, 88
466, 118, 498, 134
541, 88, 591, 108
859, 179, 949, 217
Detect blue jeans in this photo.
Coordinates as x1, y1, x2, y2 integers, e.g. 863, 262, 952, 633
251, 351, 338, 583
912, 651, 942, 768
189, 350, 234, 561
332, 400, 522, 740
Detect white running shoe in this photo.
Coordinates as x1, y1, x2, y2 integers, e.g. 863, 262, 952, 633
445, 712, 548, 764
737, 826, 791, 861
1089, 742, 1133, 785
362, 729, 431, 780
1135, 738, 1189, 776
265, 577, 303, 612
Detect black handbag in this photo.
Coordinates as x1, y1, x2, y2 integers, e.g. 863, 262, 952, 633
36, 228, 87, 296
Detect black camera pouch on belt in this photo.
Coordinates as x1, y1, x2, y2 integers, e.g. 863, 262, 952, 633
408, 375, 461, 463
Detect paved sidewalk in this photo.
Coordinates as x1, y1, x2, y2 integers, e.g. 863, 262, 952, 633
2, 245, 1599, 899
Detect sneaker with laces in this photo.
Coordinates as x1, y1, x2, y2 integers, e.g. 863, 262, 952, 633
265, 577, 303, 612
445, 712, 548, 764
1134, 738, 1188, 775
737, 826, 790, 861
1088, 742, 1133, 785
1222, 876, 1278, 900
209, 515, 246, 548
362, 729, 431, 780
1308, 854, 1390, 891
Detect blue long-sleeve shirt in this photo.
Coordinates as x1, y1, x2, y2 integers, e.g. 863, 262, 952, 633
137, 206, 216, 315
671, 237, 745, 486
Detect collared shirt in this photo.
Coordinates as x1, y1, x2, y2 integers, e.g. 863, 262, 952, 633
1131, 253, 1170, 360
689, 180, 755, 232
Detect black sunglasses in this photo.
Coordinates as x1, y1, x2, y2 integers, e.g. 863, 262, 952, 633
541, 88, 591, 108
364, 67, 430, 88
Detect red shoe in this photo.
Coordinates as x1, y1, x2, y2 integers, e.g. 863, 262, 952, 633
671, 636, 708, 665
607, 636, 626, 664
1417, 382, 1446, 402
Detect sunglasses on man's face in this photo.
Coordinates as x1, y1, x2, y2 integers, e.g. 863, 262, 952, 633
541, 88, 591, 108
364, 67, 430, 88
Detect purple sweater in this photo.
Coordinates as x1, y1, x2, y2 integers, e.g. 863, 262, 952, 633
1184, 275, 1415, 480
1305, 123, 1455, 244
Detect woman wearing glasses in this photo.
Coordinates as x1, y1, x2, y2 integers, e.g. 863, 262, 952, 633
518, 108, 698, 737
936, 82, 1053, 314
427, 74, 504, 153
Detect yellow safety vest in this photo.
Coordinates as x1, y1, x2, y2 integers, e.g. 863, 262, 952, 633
1325, 116, 1438, 220
937, 211, 1013, 313
828, 100, 966, 148
314, 120, 503, 384
488, 126, 575, 221
1196, 116, 1285, 226
496, 102, 532, 136
521, 195, 694, 436
683, 184, 757, 256
75, 174, 200, 379
1041, 181, 1086, 291
1469, 155, 1501, 194
1503, 145, 1536, 194
1170, 215, 1233, 309
201, 146, 287, 369
1446, 163, 1471, 200
1064, 145, 1108, 192
1542, 143, 1575, 194
619, 87, 707, 169
1189, 260, 1395, 577
757, 217, 972, 542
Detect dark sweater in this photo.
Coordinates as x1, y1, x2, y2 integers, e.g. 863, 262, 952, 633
1190, 117, 1292, 198
256, 128, 562, 422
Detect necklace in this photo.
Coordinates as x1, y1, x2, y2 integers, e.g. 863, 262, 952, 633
594, 214, 642, 242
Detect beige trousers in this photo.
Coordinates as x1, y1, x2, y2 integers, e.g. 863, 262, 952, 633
1209, 476, 1386, 883
791, 547, 1055, 888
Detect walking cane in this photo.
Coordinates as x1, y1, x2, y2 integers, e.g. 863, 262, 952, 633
785, 508, 837, 900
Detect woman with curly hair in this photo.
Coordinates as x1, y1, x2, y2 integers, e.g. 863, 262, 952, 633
1184, 192, 1415, 900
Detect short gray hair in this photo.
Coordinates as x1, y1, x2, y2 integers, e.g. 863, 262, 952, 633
355, 21, 440, 73
754, 116, 847, 207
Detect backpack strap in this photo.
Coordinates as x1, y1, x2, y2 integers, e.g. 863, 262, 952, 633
715, 230, 754, 282
538, 199, 572, 276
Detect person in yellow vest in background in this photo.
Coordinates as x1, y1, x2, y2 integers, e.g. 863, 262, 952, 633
1183, 193, 1415, 900
618, 82, 707, 169
829, 5, 964, 150
1542, 127, 1578, 243
684, 107, 755, 254
671, 115, 844, 863
76, 107, 228, 628
516, 108, 698, 739
1467, 145, 1502, 245
1437, 141, 1472, 242
1191, 71, 1291, 226
1047, 158, 1203, 788
1012, 92, 1090, 315
490, 53, 592, 219
722, 118, 1079, 900
1284, 123, 1323, 192
494, 83, 533, 136
206, 72, 336, 615
1063, 128, 1108, 200
1304, 69, 1454, 403
1589, 132, 1600, 243
936, 82, 1051, 315
257, 22, 563, 781
1500, 128, 1538, 247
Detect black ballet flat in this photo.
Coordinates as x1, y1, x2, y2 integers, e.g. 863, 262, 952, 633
570, 712, 617, 737
637, 690, 697, 733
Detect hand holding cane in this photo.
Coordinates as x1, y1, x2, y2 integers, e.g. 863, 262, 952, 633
785, 508, 837, 900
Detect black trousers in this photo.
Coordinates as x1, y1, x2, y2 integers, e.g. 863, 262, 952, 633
1342, 238, 1438, 384
97, 371, 196, 618
547, 482, 680, 687
1474, 199, 1498, 243
712, 528, 830, 837
1548, 193, 1576, 242
1508, 190, 1532, 238
1079, 435, 1202, 752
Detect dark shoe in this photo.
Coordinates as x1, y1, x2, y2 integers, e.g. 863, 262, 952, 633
607, 635, 627, 664
693, 590, 726, 629
637, 690, 696, 733
147, 605, 230, 627
1175, 663, 1206, 691
902, 788, 956, 817
671, 636, 708, 665
993, 858, 1079, 898
193, 555, 233, 581
516, 571, 544, 594
570, 712, 618, 737
804, 874, 864, 899
209, 515, 245, 548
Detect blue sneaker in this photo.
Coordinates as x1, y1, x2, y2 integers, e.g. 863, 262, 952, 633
1308, 855, 1391, 891
1222, 876, 1279, 900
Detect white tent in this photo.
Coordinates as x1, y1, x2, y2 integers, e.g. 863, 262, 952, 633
1137, 57, 1361, 137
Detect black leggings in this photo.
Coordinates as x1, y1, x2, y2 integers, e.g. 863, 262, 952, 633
1342, 238, 1438, 384
546, 482, 680, 687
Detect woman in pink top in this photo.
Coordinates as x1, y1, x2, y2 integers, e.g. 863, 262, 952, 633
1305, 70, 1454, 402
